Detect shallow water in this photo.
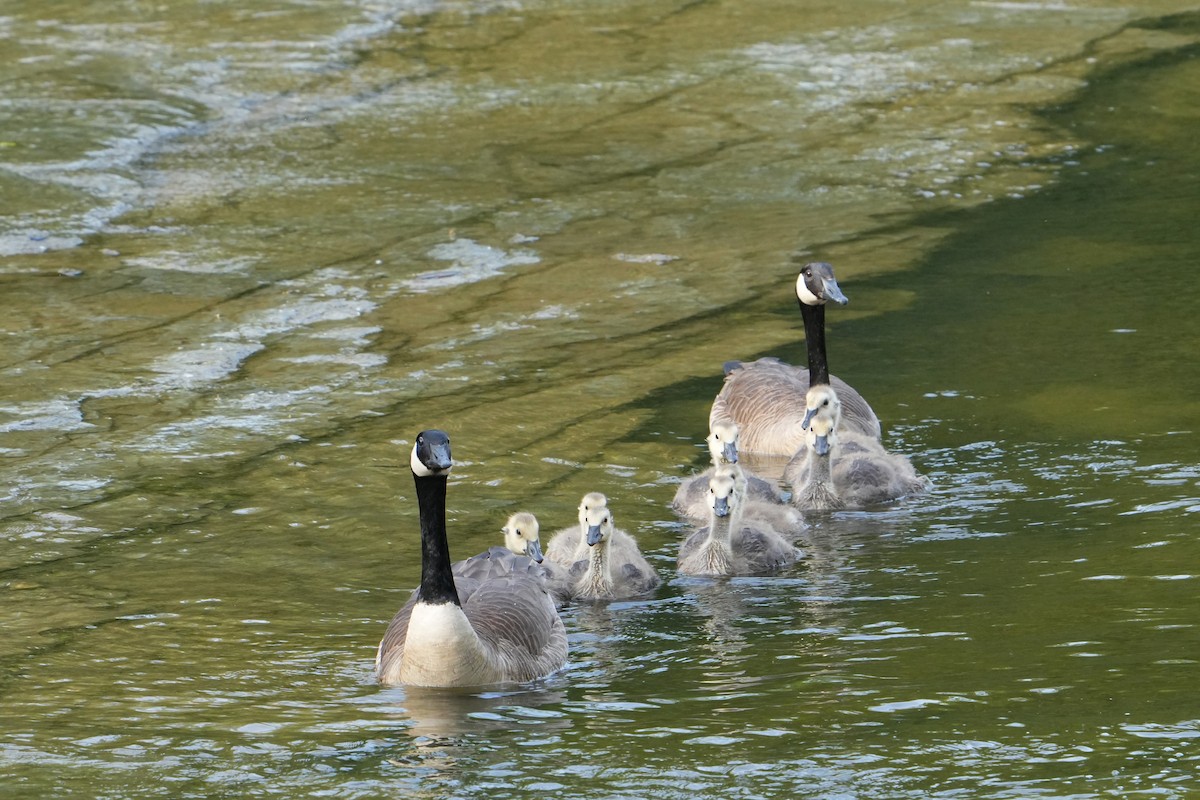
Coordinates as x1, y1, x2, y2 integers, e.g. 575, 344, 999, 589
3, 1, 1200, 797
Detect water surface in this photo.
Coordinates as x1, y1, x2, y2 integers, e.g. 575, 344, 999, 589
2, 1, 1200, 797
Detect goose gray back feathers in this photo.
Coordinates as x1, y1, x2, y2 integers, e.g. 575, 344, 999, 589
709, 262, 881, 456
710, 358, 881, 455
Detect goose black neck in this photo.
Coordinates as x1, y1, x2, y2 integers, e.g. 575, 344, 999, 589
801, 301, 831, 386
415, 471, 460, 606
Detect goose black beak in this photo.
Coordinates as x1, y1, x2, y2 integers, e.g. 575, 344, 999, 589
821, 276, 848, 305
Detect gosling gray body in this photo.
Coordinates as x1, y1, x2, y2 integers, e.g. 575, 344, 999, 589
677, 464, 798, 576
784, 385, 927, 511
545, 492, 638, 566
566, 505, 660, 601
673, 420, 788, 524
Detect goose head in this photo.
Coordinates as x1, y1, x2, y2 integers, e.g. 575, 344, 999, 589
411, 429, 452, 476
801, 385, 842, 456
502, 512, 543, 562
584, 506, 615, 547
707, 464, 740, 518
706, 420, 740, 465
795, 261, 848, 307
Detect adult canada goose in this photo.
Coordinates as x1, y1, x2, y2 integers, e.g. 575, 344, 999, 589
375, 430, 568, 687
677, 463, 798, 576
567, 504, 660, 601
672, 420, 784, 522
502, 511, 573, 607
709, 262, 882, 455
544, 492, 637, 566
784, 385, 927, 510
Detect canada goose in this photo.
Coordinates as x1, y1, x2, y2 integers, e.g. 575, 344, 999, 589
785, 390, 846, 512
375, 430, 568, 687
544, 492, 637, 566
672, 420, 784, 523
501, 511, 544, 562
567, 504, 660, 600
709, 262, 882, 455
677, 463, 799, 576
501, 511, 572, 607
784, 385, 927, 510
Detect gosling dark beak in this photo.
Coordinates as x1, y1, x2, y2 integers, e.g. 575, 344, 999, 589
813, 433, 831, 456
713, 496, 730, 517
722, 442, 738, 464
802, 407, 818, 430
526, 539, 544, 563
586, 524, 603, 546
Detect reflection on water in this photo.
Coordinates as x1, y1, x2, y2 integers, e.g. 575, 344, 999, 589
382, 685, 572, 742
3, 0, 1200, 798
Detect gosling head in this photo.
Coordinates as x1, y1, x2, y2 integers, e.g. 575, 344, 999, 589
502, 512, 543, 563
584, 505, 615, 547
411, 429, 452, 476
707, 463, 741, 518
801, 385, 841, 456
577, 491, 608, 524
706, 420, 740, 465
795, 261, 848, 307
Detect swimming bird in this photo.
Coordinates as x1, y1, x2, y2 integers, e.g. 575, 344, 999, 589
566, 504, 660, 601
544, 492, 637, 566
501, 511, 573, 607
375, 430, 568, 687
677, 463, 798, 576
784, 385, 926, 510
672, 420, 785, 523
709, 262, 881, 456
501, 511, 544, 562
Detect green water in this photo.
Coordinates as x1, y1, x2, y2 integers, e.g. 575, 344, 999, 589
3, 2, 1200, 797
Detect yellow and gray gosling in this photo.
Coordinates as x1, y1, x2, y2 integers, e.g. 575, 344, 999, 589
501, 511, 572, 607
567, 504, 659, 601
672, 420, 788, 525
784, 384, 927, 510
677, 463, 798, 577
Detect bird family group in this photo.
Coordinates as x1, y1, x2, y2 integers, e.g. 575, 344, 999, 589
376, 262, 927, 687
